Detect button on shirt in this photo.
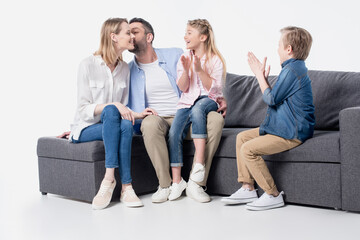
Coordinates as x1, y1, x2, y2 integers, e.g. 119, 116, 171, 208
70, 55, 130, 141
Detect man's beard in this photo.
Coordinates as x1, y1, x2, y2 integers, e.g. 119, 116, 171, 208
129, 43, 140, 54
129, 40, 146, 54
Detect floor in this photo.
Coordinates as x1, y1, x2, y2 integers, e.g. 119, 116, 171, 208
2, 187, 359, 240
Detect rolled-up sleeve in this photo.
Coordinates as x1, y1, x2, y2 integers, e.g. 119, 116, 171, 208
207, 56, 223, 96
262, 68, 298, 106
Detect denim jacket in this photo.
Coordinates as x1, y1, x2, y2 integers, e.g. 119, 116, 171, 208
128, 48, 183, 133
259, 58, 315, 142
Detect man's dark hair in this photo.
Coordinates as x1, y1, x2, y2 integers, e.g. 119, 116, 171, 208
129, 17, 155, 43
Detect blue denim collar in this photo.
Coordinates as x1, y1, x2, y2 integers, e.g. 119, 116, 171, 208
281, 58, 296, 68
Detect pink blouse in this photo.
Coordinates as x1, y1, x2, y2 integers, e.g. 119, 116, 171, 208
176, 51, 224, 109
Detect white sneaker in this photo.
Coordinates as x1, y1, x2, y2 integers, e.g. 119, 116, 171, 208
246, 191, 285, 211
186, 179, 211, 203
120, 185, 143, 208
221, 187, 258, 205
151, 186, 171, 203
168, 178, 187, 201
190, 163, 205, 182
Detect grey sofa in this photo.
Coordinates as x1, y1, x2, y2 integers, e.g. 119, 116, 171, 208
37, 70, 360, 212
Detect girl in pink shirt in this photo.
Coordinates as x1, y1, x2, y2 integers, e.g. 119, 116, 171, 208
168, 19, 226, 201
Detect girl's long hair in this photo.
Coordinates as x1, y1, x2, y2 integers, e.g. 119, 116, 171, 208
188, 19, 226, 81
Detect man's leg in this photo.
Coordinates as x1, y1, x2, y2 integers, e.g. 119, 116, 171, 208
140, 115, 173, 188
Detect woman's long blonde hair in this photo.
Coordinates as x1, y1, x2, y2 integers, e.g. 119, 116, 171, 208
94, 18, 128, 66
188, 19, 226, 81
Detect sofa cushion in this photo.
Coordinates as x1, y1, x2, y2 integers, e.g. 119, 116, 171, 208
309, 70, 360, 130
184, 128, 340, 163
37, 135, 149, 163
224, 71, 360, 130
37, 137, 105, 162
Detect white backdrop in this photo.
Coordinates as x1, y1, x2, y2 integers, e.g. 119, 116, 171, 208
0, 0, 359, 229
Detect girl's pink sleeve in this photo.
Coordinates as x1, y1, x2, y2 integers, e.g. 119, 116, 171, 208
208, 56, 224, 97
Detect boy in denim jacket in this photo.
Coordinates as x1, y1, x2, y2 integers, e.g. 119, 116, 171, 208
222, 26, 315, 210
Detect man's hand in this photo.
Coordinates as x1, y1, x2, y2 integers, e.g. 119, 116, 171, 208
140, 108, 158, 119
113, 102, 135, 125
57, 131, 70, 139
217, 97, 227, 117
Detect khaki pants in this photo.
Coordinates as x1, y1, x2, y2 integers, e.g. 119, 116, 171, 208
141, 111, 224, 188
236, 128, 302, 195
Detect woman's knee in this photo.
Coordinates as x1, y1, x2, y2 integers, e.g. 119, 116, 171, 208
102, 105, 121, 121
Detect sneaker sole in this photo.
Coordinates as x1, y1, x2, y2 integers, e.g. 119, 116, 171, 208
121, 200, 144, 208
151, 198, 168, 203
246, 202, 285, 211
185, 188, 211, 203
92, 201, 111, 210
221, 197, 258, 205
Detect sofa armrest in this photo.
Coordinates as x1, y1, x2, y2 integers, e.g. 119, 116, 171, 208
340, 106, 360, 212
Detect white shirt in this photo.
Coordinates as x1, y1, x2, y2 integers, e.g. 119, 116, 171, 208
138, 60, 178, 116
70, 55, 130, 141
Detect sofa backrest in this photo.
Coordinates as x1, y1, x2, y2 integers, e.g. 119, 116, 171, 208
224, 70, 360, 130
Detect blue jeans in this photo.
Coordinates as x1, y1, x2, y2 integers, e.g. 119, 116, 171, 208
168, 96, 218, 167
72, 105, 133, 184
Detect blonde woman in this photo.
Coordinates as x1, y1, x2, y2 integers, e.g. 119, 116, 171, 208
167, 19, 226, 201
69, 18, 156, 210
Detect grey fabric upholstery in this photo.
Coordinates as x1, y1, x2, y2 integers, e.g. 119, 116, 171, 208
340, 107, 360, 212
224, 71, 360, 130
309, 71, 360, 130
37, 70, 360, 212
37, 137, 104, 162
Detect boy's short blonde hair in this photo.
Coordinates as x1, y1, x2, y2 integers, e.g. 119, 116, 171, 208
280, 26, 312, 60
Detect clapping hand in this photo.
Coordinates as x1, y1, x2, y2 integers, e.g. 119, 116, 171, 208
247, 52, 271, 81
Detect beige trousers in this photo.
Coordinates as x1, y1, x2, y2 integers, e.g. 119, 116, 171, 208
140, 111, 224, 188
236, 128, 302, 195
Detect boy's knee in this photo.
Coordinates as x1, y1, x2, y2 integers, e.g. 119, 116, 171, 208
240, 143, 255, 161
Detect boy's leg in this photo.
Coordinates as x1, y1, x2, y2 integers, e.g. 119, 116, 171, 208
240, 134, 301, 195
236, 128, 260, 185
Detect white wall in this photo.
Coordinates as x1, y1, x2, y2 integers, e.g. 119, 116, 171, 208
0, 0, 359, 196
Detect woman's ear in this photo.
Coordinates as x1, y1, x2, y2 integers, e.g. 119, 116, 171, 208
110, 33, 118, 43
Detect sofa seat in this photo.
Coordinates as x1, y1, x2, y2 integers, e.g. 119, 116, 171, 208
184, 129, 340, 164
